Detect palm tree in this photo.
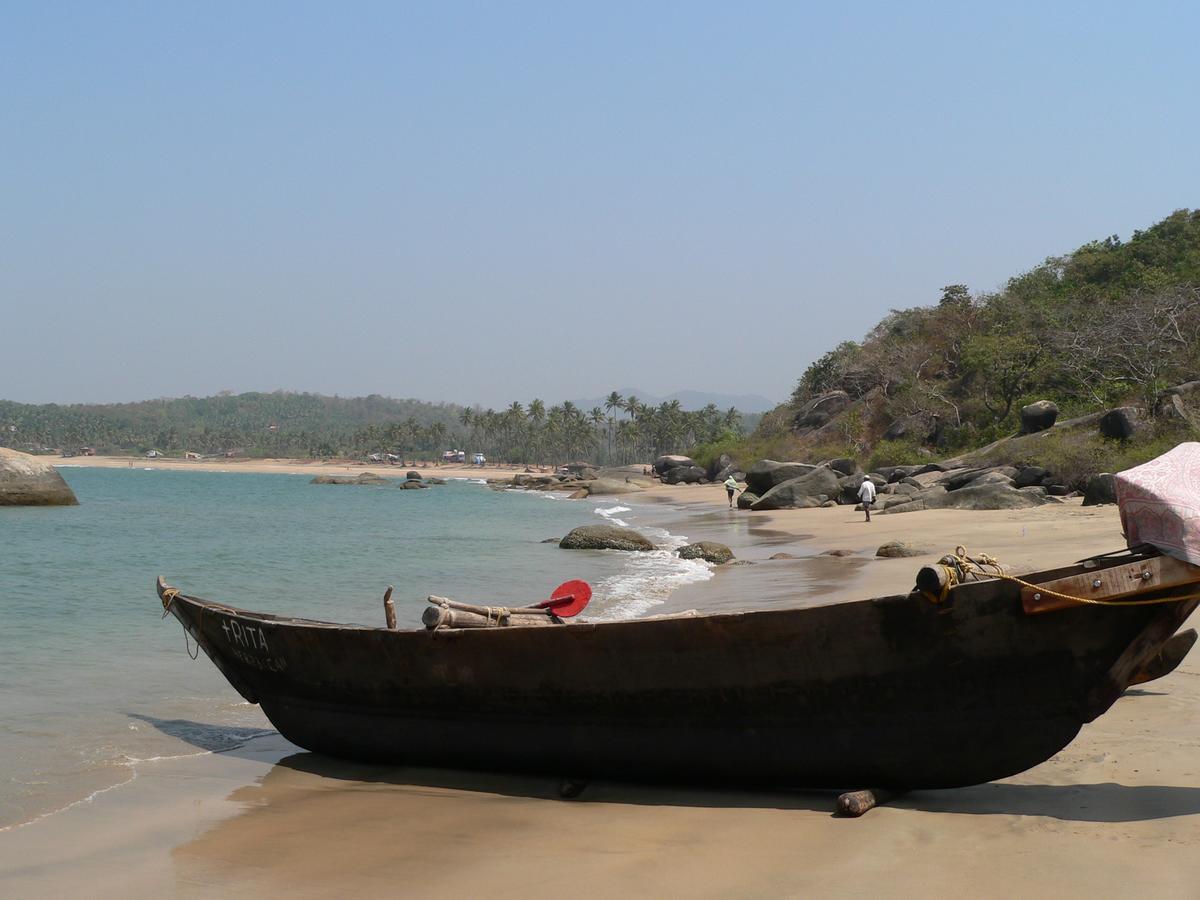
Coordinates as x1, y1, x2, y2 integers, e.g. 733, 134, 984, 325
604, 391, 623, 463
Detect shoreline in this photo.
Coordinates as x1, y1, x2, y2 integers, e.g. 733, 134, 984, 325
7, 472, 1200, 895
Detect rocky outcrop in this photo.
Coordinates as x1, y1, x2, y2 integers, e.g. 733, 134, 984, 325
794, 391, 851, 430
827, 457, 858, 476
405, 470, 422, 481
399, 479, 429, 489
1019, 400, 1059, 434
1083, 473, 1118, 506
0, 449, 78, 506
751, 466, 841, 510
559, 525, 656, 552
706, 454, 737, 481
678, 541, 735, 564
311, 472, 389, 485
744, 460, 816, 495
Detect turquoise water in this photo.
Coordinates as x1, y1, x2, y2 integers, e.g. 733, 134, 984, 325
0, 468, 709, 828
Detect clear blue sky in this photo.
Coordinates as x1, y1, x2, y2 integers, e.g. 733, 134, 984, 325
2, 1, 1196, 408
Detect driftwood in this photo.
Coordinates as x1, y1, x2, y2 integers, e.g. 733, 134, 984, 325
836, 788, 905, 817
383, 586, 397, 630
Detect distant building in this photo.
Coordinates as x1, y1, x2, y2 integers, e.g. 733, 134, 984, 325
184, 451, 201, 460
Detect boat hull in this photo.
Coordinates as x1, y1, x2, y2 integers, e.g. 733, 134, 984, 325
159, 564, 1196, 790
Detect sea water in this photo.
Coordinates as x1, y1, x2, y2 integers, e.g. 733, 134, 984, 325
0, 468, 710, 829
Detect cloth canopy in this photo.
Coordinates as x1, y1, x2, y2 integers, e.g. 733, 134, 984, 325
1116, 442, 1200, 565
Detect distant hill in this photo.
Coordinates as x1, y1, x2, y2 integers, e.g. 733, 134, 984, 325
742, 208, 1200, 466
573, 388, 777, 414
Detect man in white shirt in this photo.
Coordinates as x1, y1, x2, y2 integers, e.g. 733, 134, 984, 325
857, 476, 877, 522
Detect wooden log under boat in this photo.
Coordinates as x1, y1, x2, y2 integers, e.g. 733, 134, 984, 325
155, 548, 1200, 791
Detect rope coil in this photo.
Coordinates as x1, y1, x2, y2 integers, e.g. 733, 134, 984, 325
926, 546, 1200, 608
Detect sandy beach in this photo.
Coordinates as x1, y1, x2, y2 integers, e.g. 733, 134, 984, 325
6, 461, 1200, 897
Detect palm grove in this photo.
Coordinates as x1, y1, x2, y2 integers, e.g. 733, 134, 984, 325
1, 390, 744, 466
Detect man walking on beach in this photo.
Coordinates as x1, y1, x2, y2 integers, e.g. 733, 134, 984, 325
857, 476, 877, 522
724, 474, 740, 508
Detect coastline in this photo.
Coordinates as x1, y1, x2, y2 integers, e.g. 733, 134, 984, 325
6, 470, 1200, 896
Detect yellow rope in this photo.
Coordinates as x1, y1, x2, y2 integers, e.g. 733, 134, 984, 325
945, 547, 1199, 608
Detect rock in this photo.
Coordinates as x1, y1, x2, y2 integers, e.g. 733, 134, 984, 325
894, 482, 919, 496
427, 477, 447, 485
751, 467, 842, 511
770, 552, 798, 559
744, 460, 817, 495
654, 455, 697, 476
563, 461, 600, 478
1019, 400, 1059, 434
405, 470, 422, 481
821, 500, 838, 508
909, 469, 951, 489
1045, 484, 1072, 496
706, 454, 737, 481
585, 478, 645, 495
876, 465, 923, 483
837, 473, 867, 504
714, 465, 745, 483
664, 465, 706, 485
828, 457, 858, 476
968, 471, 1016, 488
794, 391, 852, 430
1099, 407, 1141, 440
559, 525, 655, 552
567, 489, 589, 499
1082, 473, 1118, 506
399, 479, 429, 489
541, 537, 559, 543
736, 491, 759, 509
882, 417, 914, 441
882, 483, 1044, 513
876, 540, 929, 558
821, 549, 856, 557
1013, 466, 1050, 489
678, 541, 735, 564
1019, 485, 1048, 496
0, 449, 78, 506
311, 472, 389, 485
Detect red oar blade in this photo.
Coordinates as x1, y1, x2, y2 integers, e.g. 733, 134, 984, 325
535, 579, 592, 617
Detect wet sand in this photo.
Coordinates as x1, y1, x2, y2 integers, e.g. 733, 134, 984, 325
6, 478, 1200, 897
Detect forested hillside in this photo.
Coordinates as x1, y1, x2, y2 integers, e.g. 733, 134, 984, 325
732, 209, 1200, 470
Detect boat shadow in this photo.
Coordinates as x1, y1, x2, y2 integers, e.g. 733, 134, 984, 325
275, 752, 1200, 822
127, 712, 281, 757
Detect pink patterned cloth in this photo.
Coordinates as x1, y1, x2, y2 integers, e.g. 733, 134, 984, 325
1116, 442, 1200, 565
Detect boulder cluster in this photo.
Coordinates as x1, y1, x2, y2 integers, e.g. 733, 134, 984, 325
654, 454, 743, 485
311, 470, 445, 488
489, 465, 652, 498
724, 457, 1078, 514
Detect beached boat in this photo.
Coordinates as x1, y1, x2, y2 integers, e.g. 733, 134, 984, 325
156, 446, 1200, 793
156, 546, 1200, 791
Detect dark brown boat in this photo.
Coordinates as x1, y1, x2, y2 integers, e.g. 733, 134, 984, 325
156, 544, 1200, 792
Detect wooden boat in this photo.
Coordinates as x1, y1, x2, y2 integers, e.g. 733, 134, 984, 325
156, 546, 1200, 792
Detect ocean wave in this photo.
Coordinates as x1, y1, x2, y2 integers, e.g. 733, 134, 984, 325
593, 504, 631, 527
590, 549, 712, 620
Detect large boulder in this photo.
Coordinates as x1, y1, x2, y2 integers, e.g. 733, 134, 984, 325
744, 460, 816, 495
882, 482, 1044, 513
1013, 466, 1051, 489
664, 465, 706, 485
751, 466, 842, 510
827, 457, 858, 477
706, 454, 737, 481
1099, 407, 1141, 440
794, 391, 852, 430
678, 541, 735, 564
585, 478, 645, 496
1019, 400, 1059, 435
399, 479, 429, 489
736, 491, 759, 509
559, 525, 655, 552
405, 470, 422, 481
1082, 473, 1118, 506
0, 449, 78, 506
654, 455, 697, 476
